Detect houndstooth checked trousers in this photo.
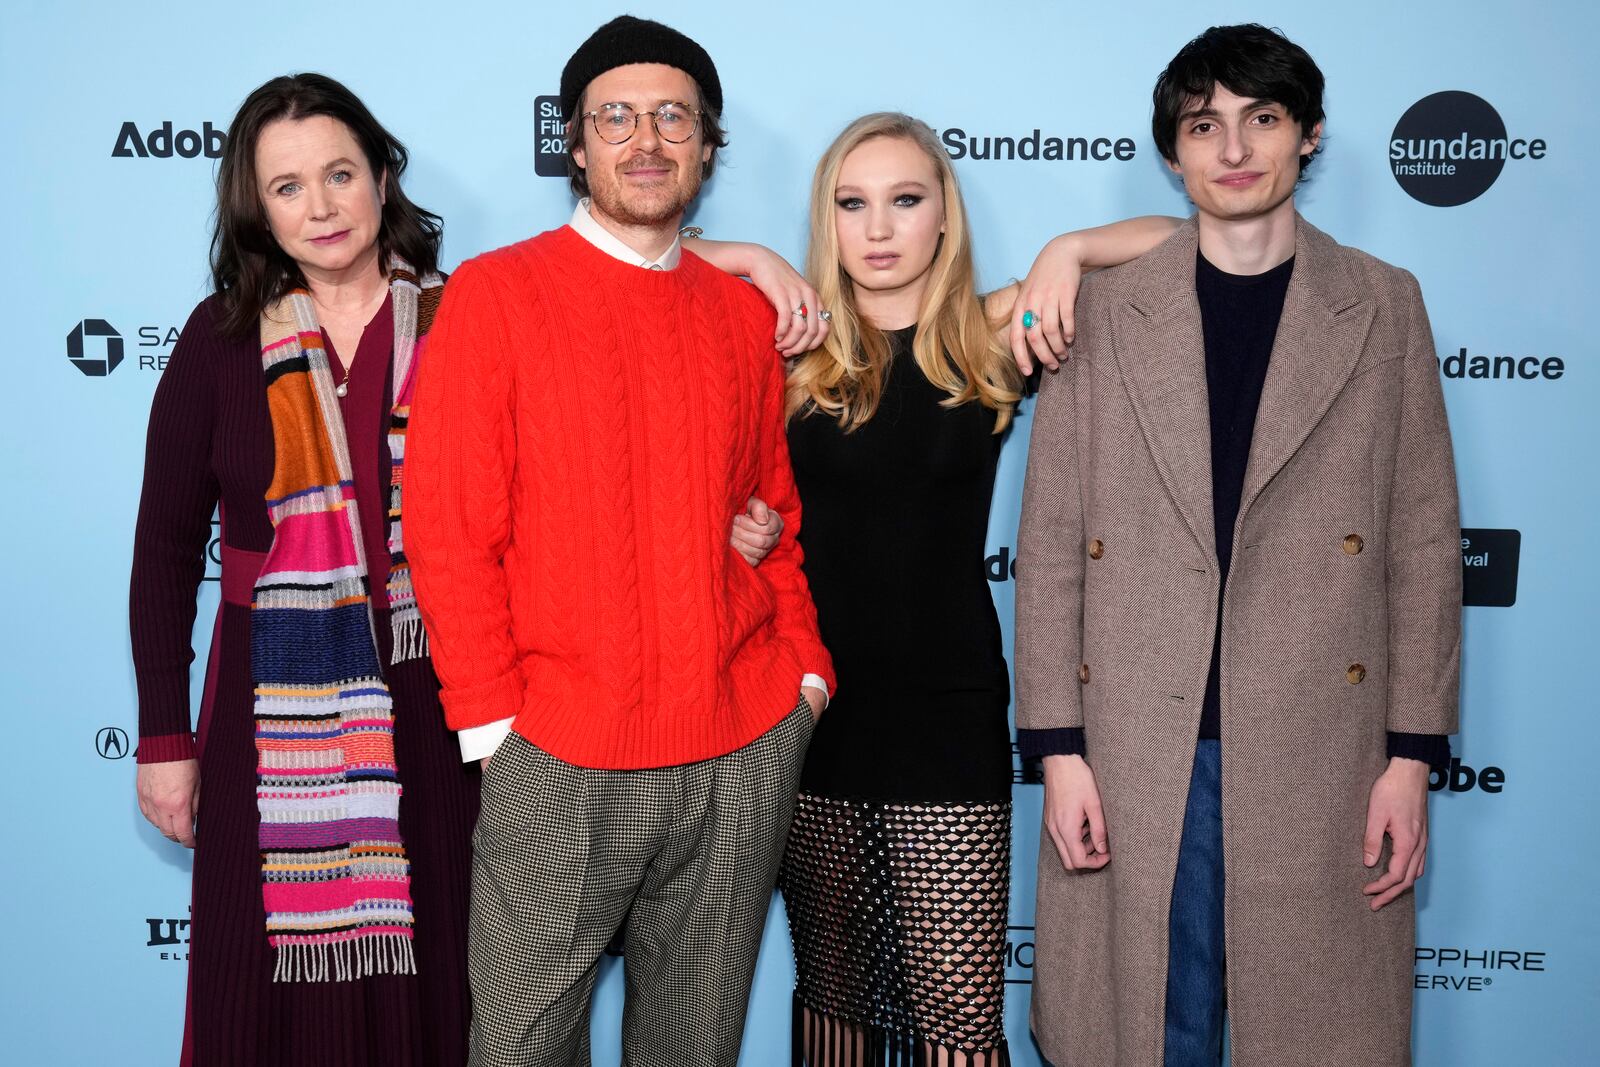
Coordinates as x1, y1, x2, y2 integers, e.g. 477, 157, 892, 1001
468, 700, 814, 1067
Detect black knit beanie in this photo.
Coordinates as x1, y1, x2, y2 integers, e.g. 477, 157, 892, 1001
560, 15, 723, 122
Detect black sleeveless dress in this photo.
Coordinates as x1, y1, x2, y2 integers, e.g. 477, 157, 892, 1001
780, 326, 1012, 1066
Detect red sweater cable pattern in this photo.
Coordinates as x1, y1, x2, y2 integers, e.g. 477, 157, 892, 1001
407, 225, 833, 770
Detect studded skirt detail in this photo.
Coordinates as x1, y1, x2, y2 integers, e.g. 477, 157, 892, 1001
780, 793, 1012, 1066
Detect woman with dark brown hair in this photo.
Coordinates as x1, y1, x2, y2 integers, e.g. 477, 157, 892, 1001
129, 71, 817, 1065
129, 71, 478, 1067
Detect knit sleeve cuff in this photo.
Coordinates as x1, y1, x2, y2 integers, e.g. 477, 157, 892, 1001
793, 642, 835, 697
438, 667, 525, 733
137, 732, 197, 764
1387, 731, 1451, 775
1017, 727, 1087, 761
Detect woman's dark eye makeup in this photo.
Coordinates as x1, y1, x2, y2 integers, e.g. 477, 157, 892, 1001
837, 193, 926, 210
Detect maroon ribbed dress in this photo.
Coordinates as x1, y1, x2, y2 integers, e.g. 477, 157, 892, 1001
130, 292, 478, 1066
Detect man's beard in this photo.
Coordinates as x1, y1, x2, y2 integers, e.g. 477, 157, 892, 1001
591, 155, 702, 226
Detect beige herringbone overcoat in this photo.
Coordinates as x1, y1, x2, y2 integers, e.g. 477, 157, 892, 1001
1014, 217, 1461, 1066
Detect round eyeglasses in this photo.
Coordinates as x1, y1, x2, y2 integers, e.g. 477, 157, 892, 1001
584, 102, 701, 145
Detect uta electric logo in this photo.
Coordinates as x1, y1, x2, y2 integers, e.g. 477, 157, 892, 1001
146, 911, 192, 962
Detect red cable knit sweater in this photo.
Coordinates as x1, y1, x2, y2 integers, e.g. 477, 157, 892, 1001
407, 225, 833, 770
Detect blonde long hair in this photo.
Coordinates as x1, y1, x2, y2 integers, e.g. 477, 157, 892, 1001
786, 113, 1022, 433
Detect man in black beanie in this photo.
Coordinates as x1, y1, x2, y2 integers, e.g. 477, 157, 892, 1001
407, 14, 834, 1066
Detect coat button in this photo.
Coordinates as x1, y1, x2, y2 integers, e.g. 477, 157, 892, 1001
1088, 538, 1105, 560
1346, 663, 1367, 684
1078, 663, 1091, 684
1343, 534, 1364, 555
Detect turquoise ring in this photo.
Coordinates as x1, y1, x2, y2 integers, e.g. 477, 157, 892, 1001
1022, 309, 1039, 329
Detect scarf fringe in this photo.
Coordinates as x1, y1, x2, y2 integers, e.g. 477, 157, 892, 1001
390, 614, 429, 665
272, 934, 417, 983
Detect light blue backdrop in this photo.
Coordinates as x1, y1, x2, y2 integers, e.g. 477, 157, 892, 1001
1, 1, 1593, 1063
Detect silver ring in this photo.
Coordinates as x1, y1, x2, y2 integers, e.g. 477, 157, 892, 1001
818, 309, 832, 322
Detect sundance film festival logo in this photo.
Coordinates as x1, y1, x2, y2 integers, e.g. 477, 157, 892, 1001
1439, 347, 1564, 382
985, 547, 1018, 583
96, 727, 130, 760
1415, 946, 1546, 992
113, 120, 226, 159
1461, 528, 1520, 607
939, 127, 1136, 164
534, 95, 566, 178
1390, 92, 1546, 206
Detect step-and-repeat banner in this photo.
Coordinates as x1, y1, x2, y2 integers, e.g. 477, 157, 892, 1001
2, 1, 1593, 1063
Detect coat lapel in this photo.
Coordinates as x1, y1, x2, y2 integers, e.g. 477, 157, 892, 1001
1238, 219, 1376, 518
1110, 221, 1217, 566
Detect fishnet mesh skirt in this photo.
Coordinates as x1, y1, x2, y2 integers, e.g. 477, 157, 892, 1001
779, 793, 1012, 1066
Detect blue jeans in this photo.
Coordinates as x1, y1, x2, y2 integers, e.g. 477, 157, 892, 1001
1163, 739, 1226, 1066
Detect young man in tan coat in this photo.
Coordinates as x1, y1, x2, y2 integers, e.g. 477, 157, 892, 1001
1014, 24, 1461, 1067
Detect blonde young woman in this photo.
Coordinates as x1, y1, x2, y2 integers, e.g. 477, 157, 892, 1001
777, 113, 1177, 1066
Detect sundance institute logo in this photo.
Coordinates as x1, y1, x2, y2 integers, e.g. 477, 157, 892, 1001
67, 319, 123, 377
1390, 91, 1547, 206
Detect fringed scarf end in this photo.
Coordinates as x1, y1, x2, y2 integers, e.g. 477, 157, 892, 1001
273, 934, 417, 983
390, 615, 428, 665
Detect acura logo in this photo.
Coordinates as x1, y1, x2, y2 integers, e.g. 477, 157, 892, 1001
96, 726, 130, 760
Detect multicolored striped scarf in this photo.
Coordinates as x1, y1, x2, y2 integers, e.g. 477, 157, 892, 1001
252, 259, 443, 982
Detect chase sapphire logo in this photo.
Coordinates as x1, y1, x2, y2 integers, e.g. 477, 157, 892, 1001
1390, 92, 1546, 206
203, 516, 222, 582
68, 319, 123, 377
1415, 946, 1546, 992
96, 726, 130, 760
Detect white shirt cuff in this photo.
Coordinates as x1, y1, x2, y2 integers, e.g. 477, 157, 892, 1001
801, 673, 830, 710
458, 717, 515, 763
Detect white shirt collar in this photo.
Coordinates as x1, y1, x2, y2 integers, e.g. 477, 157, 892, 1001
568, 198, 682, 271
